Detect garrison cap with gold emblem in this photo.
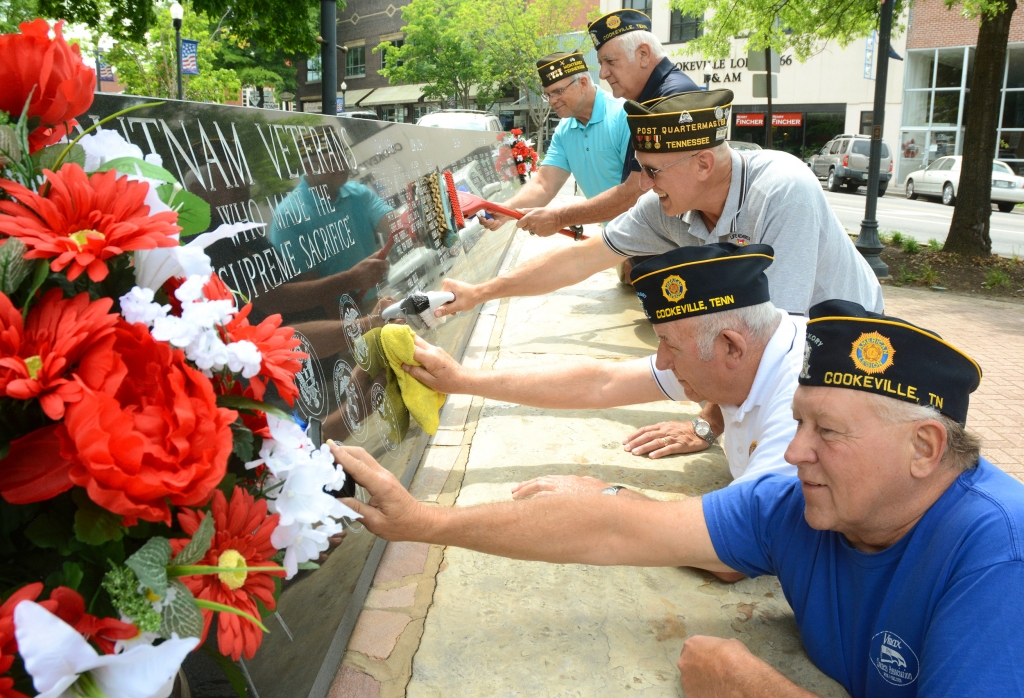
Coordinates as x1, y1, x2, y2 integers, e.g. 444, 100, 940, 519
800, 300, 982, 424
625, 89, 733, 153
536, 51, 589, 88
629, 243, 773, 324
587, 9, 652, 50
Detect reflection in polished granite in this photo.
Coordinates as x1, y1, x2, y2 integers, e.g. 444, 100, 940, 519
87, 96, 520, 698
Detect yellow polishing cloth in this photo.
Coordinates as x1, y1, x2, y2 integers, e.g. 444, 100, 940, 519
380, 324, 447, 434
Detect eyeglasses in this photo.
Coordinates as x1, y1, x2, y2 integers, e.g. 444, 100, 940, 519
636, 152, 699, 180
542, 77, 580, 102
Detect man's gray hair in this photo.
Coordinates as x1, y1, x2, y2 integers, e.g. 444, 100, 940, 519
618, 30, 668, 61
692, 301, 780, 362
869, 395, 981, 473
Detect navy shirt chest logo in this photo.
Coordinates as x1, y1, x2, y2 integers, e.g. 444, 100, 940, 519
870, 631, 920, 687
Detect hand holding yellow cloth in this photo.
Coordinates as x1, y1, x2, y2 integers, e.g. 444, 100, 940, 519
380, 324, 447, 435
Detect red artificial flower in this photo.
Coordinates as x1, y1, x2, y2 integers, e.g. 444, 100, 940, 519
0, 424, 74, 504
0, 289, 123, 420
62, 321, 237, 526
224, 304, 305, 406
213, 378, 270, 439
517, 163, 527, 175
0, 20, 95, 153
171, 487, 284, 661
510, 128, 522, 136
0, 164, 179, 283
0, 583, 46, 698
47, 587, 137, 655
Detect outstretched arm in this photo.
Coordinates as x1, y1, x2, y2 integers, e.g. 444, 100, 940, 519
516, 171, 644, 237
331, 443, 730, 570
435, 233, 623, 317
403, 336, 665, 409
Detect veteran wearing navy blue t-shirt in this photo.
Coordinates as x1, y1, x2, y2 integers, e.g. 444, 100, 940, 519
331, 301, 1024, 697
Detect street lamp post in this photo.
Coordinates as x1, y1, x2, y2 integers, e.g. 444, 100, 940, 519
320, 0, 337, 115
340, 81, 347, 113
170, 2, 184, 101
855, 0, 894, 279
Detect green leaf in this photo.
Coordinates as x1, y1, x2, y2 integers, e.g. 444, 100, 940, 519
45, 561, 84, 591
33, 143, 85, 172
157, 183, 211, 238
217, 473, 238, 499
0, 239, 31, 295
200, 645, 249, 698
25, 510, 74, 555
230, 420, 256, 463
97, 157, 178, 184
297, 561, 320, 571
125, 536, 172, 599
170, 513, 215, 566
194, 599, 270, 633
216, 395, 292, 422
72, 489, 125, 546
21, 259, 50, 322
158, 578, 205, 640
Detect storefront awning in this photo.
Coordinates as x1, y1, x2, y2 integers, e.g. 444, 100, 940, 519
344, 88, 376, 106
360, 84, 425, 107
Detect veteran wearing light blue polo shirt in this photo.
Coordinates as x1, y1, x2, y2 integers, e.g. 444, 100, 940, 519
478, 51, 641, 234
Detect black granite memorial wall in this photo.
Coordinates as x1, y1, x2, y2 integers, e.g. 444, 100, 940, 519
83, 95, 520, 698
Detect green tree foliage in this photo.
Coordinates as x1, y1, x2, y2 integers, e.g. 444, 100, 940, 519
216, 39, 298, 106
377, 0, 503, 109
0, 0, 40, 33
105, 3, 241, 103
668, 0, 909, 59
486, 0, 589, 140
943, 0, 1017, 256
191, 0, 319, 57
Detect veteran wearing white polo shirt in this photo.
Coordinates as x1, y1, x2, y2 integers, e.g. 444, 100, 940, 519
404, 243, 802, 491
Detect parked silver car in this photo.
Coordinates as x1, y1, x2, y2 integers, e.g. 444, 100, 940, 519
808, 134, 894, 195
904, 156, 1024, 212
416, 110, 502, 131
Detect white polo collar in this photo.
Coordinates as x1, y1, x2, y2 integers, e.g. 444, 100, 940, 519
734, 311, 800, 419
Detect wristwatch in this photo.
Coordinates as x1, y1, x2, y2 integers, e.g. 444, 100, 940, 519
601, 485, 625, 496
691, 417, 717, 446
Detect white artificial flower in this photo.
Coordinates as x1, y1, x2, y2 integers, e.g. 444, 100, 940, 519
186, 329, 230, 373
245, 415, 360, 579
144, 152, 163, 167
14, 600, 199, 698
173, 274, 207, 303
180, 296, 236, 330
225, 340, 262, 378
119, 287, 170, 326
78, 129, 145, 173
133, 222, 265, 292
150, 314, 196, 348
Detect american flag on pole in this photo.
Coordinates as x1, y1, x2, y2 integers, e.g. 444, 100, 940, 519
97, 52, 115, 82
181, 39, 199, 75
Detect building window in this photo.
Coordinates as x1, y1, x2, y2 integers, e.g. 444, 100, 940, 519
414, 105, 436, 120
380, 106, 407, 123
622, 0, 651, 16
382, 39, 404, 70
860, 111, 873, 136
670, 11, 702, 43
346, 46, 366, 77
306, 56, 322, 83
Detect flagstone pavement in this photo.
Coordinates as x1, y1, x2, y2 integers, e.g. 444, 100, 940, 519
327, 217, 1024, 698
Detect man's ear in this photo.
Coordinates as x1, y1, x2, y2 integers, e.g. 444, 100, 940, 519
636, 43, 651, 67
908, 420, 948, 479
720, 329, 747, 368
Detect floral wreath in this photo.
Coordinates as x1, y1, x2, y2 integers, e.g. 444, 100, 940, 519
0, 20, 359, 698
495, 127, 539, 184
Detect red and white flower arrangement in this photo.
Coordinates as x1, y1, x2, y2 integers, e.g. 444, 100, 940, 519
497, 128, 539, 185
0, 19, 358, 698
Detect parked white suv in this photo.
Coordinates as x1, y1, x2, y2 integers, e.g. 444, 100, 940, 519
904, 156, 1024, 212
416, 110, 502, 131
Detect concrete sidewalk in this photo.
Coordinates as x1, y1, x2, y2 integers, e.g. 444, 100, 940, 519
328, 209, 1024, 698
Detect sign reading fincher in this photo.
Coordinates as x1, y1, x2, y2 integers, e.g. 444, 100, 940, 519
735, 112, 803, 127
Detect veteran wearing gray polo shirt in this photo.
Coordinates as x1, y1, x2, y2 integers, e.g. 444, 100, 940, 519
437, 88, 883, 320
